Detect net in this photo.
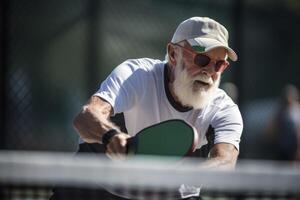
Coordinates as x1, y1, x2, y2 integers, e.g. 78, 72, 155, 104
1, 151, 300, 200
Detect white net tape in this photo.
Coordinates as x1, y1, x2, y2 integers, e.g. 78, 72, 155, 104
1, 150, 300, 194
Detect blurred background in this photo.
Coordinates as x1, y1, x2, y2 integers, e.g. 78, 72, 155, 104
1, 0, 300, 160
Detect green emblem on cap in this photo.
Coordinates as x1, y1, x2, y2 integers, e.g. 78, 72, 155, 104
191, 46, 205, 53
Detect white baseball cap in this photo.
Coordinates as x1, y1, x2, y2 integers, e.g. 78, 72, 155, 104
171, 17, 238, 61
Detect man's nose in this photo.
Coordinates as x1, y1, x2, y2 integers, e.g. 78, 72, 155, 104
200, 63, 216, 76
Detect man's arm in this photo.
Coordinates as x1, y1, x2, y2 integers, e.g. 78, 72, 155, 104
73, 96, 129, 158
199, 143, 239, 170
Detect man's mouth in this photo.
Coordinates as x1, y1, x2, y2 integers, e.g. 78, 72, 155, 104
193, 80, 210, 87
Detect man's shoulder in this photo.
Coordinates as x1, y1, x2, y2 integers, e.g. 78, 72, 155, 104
110, 58, 165, 83
121, 58, 165, 72
210, 88, 237, 108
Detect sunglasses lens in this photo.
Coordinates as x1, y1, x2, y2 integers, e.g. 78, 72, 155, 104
194, 54, 210, 67
215, 60, 229, 72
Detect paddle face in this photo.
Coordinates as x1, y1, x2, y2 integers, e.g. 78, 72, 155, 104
127, 119, 198, 158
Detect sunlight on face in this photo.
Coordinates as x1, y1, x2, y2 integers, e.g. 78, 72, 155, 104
172, 49, 221, 109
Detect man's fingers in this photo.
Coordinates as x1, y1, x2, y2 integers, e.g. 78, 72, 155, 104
105, 148, 114, 160
108, 135, 127, 153
105, 133, 130, 160
106, 145, 127, 161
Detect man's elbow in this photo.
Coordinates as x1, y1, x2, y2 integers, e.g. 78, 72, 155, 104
72, 105, 89, 133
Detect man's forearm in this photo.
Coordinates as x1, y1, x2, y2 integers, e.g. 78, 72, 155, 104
199, 143, 239, 170
73, 96, 120, 143
199, 156, 237, 170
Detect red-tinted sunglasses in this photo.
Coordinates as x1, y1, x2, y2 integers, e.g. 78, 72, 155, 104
173, 43, 229, 72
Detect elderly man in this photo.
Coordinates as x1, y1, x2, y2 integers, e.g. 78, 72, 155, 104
73, 17, 243, 200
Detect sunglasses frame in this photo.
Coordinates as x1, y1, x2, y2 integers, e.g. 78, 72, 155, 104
172, 43, 229, 72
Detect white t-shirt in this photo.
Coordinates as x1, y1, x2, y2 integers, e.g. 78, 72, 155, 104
95, 58, 243, 150
93, 58, 243, 199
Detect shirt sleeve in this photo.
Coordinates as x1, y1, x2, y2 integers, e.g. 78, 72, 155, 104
94, 59, 147, 115
211, 100, 243, 150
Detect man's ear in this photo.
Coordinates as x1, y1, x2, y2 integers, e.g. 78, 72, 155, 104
167, 43, 176, 66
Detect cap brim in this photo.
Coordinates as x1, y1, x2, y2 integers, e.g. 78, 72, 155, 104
187, 38, 238, 61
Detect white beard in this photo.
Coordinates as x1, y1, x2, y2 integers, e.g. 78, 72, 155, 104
172, 60, 220, 109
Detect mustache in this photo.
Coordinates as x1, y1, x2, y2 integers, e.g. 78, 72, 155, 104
191, 74, 214, 85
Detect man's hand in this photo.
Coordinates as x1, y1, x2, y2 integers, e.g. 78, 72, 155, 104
105, 133, 131, 160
